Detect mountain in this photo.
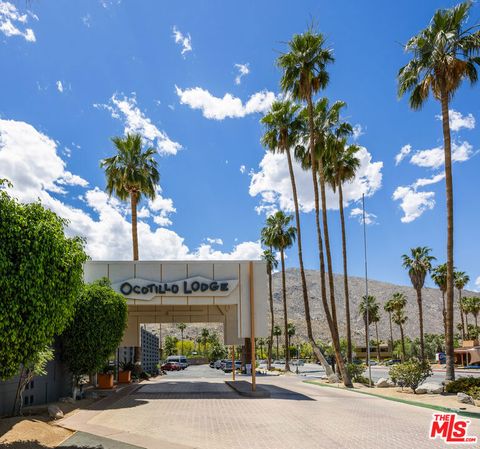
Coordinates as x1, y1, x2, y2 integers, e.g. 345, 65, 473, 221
271, 268, 479, 345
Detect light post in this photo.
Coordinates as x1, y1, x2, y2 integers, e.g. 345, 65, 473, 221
296, 344, 300, 375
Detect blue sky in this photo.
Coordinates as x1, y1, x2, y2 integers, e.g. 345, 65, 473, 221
0, 0, 479, 290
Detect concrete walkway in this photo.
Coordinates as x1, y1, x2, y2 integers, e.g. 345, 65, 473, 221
57, 367, 480, 449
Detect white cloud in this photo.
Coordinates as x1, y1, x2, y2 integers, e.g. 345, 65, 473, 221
350, 207, 377, 225
56, 81, 64, 93
436, 109, 475, 132
409, 141, 475, 169
206, 237, 223, 245
395, 144, 411, 166
412, 172, 445, 189
0, 118, 261, 261
249, 146, 383, 214
172, 26, 192, 57
475, 276, 480, 292
234, 63, 250, 85
100, 0, 121, 8
175, 86, 276, 120
147, 187, 176, 227
392, 186, 435, 223
240, 164, 246, 174
94, 94, 181, 155
0, 1, 36, 42
82, 14, 91, 28
352, 124, 364, 141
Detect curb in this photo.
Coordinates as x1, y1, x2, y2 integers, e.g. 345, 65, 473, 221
303, 380, 480, 420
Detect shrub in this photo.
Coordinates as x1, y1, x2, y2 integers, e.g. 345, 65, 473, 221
445, 377, 480, 394
389, 359, 432, 393
346, 362, 366, 382
467, 386, 480, 400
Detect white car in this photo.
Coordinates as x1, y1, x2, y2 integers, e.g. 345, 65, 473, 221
166, 355, 188, 369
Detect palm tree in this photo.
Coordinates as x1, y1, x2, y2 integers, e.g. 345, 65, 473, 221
273, 325, 282, 360
371, 308, 381, 361
177, 323, 187, 355
398, 1, 480, 381
277, 30, 352, 387
384, 298, 396, 352
261, 101, 333, 375
461, 297, 472, 339
359, 295, 379, 362
324, 137, 360, 363
391, 293, 408, 360
455, 271, 470, 340
262, 249, 278, 370
261, 211, 296, 371
257, 338, 266, 359
469, 297, 480, 333
101, 133, 160, 261
200, 328, 209, 355
402, 247, 436, 360
431, 264, 448, 337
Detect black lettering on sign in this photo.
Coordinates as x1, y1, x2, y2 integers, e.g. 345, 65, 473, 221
220, 282, 229, 292
141, 286, 149, 294
210, 281, 219, 291
200, 283, 209, 292
171, 284, 179, 294
183, 281, 192, 294
164, 283, 171, 292
120, 282, 132, 295
133, 285, 141, 294
191, 281, 200, 292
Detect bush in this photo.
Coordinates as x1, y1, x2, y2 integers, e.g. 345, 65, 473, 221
445, 376, 480, 394
389, 359, 432, 393
467, 386, 480, 400
346, 362, 366, 382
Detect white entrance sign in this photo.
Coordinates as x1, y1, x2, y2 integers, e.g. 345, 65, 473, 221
112, 276, 239, 300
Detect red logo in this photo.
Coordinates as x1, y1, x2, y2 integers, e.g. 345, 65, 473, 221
430, 413, 477, 444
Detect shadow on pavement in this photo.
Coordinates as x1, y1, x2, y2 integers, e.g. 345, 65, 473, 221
261, 384, 315, 401
0, 442, 91, 449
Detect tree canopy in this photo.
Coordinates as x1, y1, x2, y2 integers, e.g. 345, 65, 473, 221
0, 187, 87, 380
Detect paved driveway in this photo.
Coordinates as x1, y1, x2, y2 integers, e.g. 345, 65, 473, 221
58, 365, 480, 449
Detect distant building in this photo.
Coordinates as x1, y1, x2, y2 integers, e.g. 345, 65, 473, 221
355, 343, 392, 360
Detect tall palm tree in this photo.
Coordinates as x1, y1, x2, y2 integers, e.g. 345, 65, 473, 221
261, 211, 296, 371
359, 295, 379, 362
455, 271, 470, 340
262, 249, 278, 370
273, 325, 282, 360
101, 133, 160, 261
402, 247, 436, 360
277, 30, 352, 387
398, 1, 480, 381
432, 264, 448, 338
261, 100, 333, 375
324, 137, 360, 363
384, 298, 396, 352
391, 293, 408, 360
371, 307, 381, 361
201, 328, 209, 355
177, 323, 187, 355
461, 297, 472, 339
469, 297, 480, 334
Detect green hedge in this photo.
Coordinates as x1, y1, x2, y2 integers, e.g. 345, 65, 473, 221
445, 377, 480, 394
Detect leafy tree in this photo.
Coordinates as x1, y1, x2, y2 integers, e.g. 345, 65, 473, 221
200, 328, 210, 354
0, 187, 87, 381
208, 343, 227, 362
277, 29, 352, 388
177, 323, 187, 355
324, 137, 360, 363
62, 279, 128, 388
398, 1, 480, 382
455, 271, 470, 339
261, 211, 296, 371
164, 335, 178, 356
261, 101, 332, 375
389, 359, 432, 394
262, 249, 278, 370
101, 133, 159, 261
402, 247, 436, 360
175, 339, 194, 356
273, 325, 282, 359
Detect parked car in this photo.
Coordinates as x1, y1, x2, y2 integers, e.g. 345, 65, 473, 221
223, 361, 241, 373
166, 355, 188, 369
385, 359, 402, 366
161, 361, 181, 371
291, 359, 305, 366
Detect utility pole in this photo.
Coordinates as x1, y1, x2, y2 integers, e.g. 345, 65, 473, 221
363, 194, 372, 387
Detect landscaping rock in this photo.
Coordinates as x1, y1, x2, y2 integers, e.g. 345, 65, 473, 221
327, 374, 339, 383
48, 404, 64, 420
387, 379, 396, 387
416, 382, 444, 394
457, 392, 475, 405
375, 378, 390, 388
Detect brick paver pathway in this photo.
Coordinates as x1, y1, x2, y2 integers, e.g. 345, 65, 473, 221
58, 370, 480, 449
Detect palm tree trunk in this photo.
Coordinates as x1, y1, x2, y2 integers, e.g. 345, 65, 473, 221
306, 95, 340, 380
280, 249, 289, 371
440, 91, 455, 382
267, 267, 274, 370
318, 160, 351, 386
285, 147, 333, 375
276, 335, 279, 360
399, 324, 406, 361
375, 322, 380, 361
338, 181, 352, 363
364, 320, 368, 361
388, 312, 394, 353
459, 289, 466, 340
442, 291, 447, 340
415, 287, 425, 361
130, 192, 139, 261
465, 313, 470, 339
